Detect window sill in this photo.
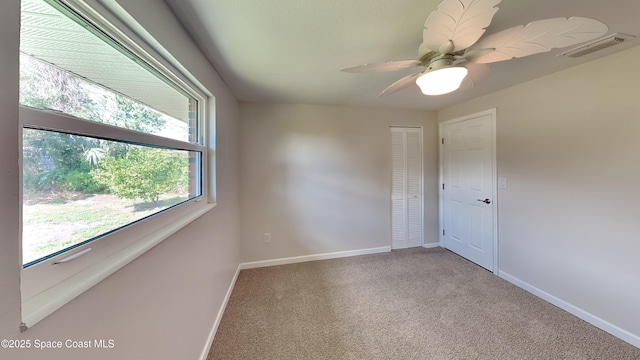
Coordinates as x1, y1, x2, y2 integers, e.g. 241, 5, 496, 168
21, 202, 216, 330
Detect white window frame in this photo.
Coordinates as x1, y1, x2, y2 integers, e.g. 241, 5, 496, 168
19, 0, 216, 330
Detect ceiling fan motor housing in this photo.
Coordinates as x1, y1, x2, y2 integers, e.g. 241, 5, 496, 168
427, 56, 455, 71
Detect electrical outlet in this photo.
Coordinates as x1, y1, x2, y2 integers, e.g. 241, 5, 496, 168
263, 233, 272, 243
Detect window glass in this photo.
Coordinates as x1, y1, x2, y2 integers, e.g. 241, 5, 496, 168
22, 128, 201, 266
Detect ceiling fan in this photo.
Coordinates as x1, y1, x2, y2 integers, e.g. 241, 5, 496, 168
341, 0, 608, 96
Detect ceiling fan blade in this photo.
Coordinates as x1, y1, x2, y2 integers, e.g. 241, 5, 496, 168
456, 48, 496, 62
458, 62, 491, 90
379, 73, 421, 97
340, 60, 422, 73
422, 0, 501, 54
469, 17, 608, 63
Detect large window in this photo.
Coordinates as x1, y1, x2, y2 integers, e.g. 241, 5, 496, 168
19, 0, 211, 327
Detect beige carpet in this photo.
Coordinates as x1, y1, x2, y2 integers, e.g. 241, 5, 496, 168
207, 247, 640, 359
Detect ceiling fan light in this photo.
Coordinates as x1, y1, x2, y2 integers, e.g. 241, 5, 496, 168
416, 66, 468, 95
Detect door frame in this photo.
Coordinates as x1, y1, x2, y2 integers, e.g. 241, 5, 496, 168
438, 109, 498, 274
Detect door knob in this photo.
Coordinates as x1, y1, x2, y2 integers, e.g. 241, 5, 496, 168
477, 198, 491, 204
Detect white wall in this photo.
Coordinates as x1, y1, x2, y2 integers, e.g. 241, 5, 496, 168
239, 103, 438, 262
439, 46, 640, 344
0, 1, 240, 359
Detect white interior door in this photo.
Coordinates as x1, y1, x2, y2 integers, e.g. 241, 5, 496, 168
391, 127, 423, 250
440, 110, 496, 271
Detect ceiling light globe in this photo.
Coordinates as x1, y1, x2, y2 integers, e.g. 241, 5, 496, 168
416, 66, 468, 96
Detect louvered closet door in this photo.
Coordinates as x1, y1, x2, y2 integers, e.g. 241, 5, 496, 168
390, 127, 423, 249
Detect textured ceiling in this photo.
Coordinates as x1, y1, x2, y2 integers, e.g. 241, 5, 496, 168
166, 0, 640, 111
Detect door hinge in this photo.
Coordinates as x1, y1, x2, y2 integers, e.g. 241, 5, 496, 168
441, 138, 444, 145
442, 229, 446, 236
442, 183, 445, 190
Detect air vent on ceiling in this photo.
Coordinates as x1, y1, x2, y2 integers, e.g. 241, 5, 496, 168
559, 33, 635, 58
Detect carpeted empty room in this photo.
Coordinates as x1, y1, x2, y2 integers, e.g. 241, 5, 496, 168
207, 248, 640, 359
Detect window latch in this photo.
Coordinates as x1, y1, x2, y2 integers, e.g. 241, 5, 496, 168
53, 248, 92, 265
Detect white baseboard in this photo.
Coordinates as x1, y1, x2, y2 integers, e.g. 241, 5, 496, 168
423, 243, 440, 249
499, 271, 640, 349
199, 265, 241, 360
239, 246, 391, 270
